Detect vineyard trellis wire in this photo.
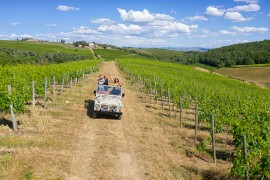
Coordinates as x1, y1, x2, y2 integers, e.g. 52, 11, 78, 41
117, 58, 270, 179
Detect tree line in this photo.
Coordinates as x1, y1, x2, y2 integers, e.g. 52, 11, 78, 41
198, 40, 270, 67
0, 48, 87, 65
123, 40, 270, 68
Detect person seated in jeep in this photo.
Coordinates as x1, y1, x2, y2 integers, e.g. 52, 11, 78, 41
110, 87, 121, 95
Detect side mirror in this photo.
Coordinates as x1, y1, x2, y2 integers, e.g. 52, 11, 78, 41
122, 93, 125, 97
94, 90, 96, 95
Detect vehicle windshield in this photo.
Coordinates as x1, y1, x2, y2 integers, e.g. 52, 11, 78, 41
97, 85, 122, 96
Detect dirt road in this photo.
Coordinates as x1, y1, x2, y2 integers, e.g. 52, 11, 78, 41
66, 61, 229, 179
68, 61, 145, 179
1, 61, 230, 179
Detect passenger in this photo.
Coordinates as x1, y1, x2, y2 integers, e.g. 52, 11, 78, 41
107, 74, 122, 87
103, 73, 109, 85
98, 74, 105, 85
113, 78, 122, 87
110, 87, 121, 95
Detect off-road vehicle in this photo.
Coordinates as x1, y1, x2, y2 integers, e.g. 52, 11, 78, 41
93, 85, 124, 119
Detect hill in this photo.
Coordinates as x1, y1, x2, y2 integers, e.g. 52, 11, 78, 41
120, 40, 270, 68
198, 40, 270, 67
122, 48, 199, 64
0, 40, 93, 65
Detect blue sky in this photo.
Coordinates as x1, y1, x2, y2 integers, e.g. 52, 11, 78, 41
0, 0, 269, 48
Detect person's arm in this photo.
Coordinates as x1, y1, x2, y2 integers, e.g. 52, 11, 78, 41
108, 74, 114, 83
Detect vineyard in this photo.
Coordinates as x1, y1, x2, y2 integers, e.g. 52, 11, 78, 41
0, 59, 101, 114
93, 49, 140, 60
0, 40, 93, 65
117, 58, 270, 178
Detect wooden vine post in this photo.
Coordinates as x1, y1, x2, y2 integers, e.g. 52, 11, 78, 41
168, 88, 172, 119
179, 95, 183, 128
160, 83, 164, 110
243, 134, 249, 180
211, 114, 216, 164
195, 104, 198, 143
8, 85, 18, 132
53, 76, 56, 101
61, 76, 64, 96
44, 77, 48, 109
70, 76, 73, 89
32, 81, 35, 106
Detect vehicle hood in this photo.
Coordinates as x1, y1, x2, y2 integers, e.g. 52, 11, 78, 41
95, 95, 123, 106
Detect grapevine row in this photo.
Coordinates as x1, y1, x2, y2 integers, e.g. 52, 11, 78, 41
0, 59, 101, 113
117, 58, 270, 178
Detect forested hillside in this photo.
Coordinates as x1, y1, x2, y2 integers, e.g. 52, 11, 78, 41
0, 40, 92, 65
199, 40, 270, 67
123, 48, 199, 64
122, 40, 270, 68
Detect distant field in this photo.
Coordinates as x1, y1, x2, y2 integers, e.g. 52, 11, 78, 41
0, 40, 93, 64
93, 49, 142, 60
189, 63, 217, 71
215, 66, 270, 89
0, 40, 91, 57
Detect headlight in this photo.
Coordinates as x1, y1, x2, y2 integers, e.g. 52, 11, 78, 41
95, 104, 100, 110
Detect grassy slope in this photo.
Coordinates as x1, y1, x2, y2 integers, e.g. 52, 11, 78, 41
215, 66, 270, 88
0, 40, 92, 58
93, 49, 137, 60
129, 48, 185, 61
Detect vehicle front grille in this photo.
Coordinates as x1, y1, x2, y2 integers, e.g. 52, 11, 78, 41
100, 105, 118, 112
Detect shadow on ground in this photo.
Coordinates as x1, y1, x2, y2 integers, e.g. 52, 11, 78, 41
84, 99, 120, 120
0, 118, 21, 130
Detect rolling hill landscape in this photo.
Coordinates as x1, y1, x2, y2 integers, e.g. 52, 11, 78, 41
1, 0, 270, 179
0, 39, 270, 179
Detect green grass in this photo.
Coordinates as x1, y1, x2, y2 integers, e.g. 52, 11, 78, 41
93, 49, 134, 60
190, 63, 217, 71
234, 63, 270, 67
126, 48, 185, 62
0, 136, 54, 149
0, 40, 91, 57
215, 66, 270, 89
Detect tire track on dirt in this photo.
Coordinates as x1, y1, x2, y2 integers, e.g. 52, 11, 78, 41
68, 61, 144, 180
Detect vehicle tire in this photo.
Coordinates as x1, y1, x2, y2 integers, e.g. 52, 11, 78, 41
93, 112, 98, 119
117, 114, 122, 120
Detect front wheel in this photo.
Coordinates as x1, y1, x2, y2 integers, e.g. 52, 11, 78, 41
93, 112, 98, 119
117, 114, 122, 120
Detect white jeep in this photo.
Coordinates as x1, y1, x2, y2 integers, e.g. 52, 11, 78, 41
93, 85, 124, 119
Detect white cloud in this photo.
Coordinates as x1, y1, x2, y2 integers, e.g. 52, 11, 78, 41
72, 26, 100, 34
202, 29, 210, 34
10, 22, 21, 26
36, 33, 57, 40
90, 18, 115, 24
190, 24, 198, 29
268, 14, 270, 16
98, 24, 143, 34
231, 26, 268, 33
117, 8, 154, 23
56, 5, 80, 12
117, 8, 174, 23
45, 23, 58, 27
219, 30, 237, 35
186, 15, 208, 21
205, 6, 224, 16
59, 26, 100, 39
227, 4, 260, 12
234, 0, 259, 3
20, 34, 33, 38
158, 22, 191, 34
10, 34, 17, 38
225, 12, 253, 22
